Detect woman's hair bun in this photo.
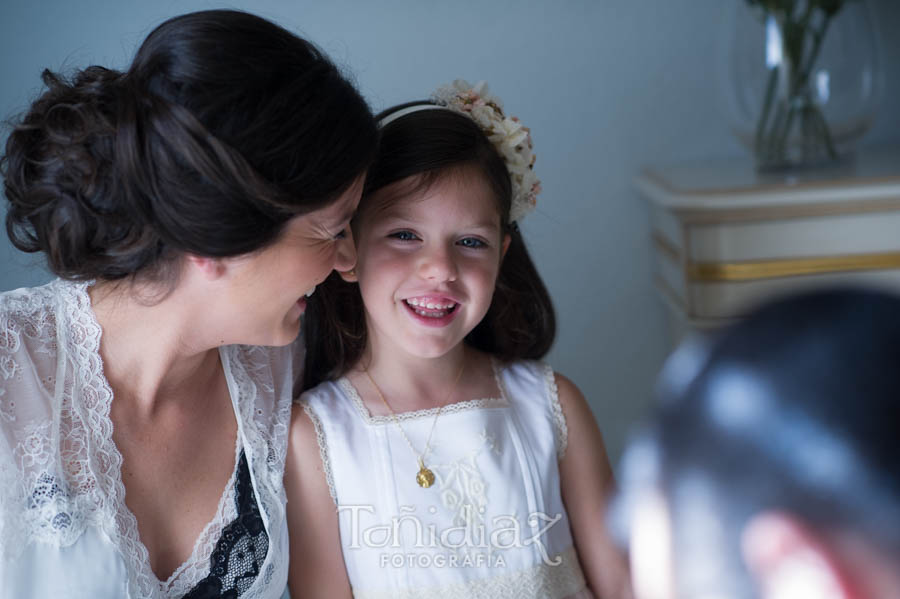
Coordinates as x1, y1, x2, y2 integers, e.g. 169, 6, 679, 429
3, 66, 168, 281
2, 10, 378, 284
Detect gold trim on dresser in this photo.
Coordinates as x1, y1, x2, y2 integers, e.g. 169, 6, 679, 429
686, 252, 900, 282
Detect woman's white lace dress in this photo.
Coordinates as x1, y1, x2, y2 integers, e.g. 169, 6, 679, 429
300, 359, 595, 599
0, 280, 294, 598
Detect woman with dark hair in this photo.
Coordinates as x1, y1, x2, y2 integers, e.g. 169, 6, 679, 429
613, 288, 900, 599
0, 10, 376, 598
286, 81, 630, 599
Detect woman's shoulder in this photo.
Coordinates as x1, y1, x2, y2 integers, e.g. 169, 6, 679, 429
0, 282, 64, 402
1, 280, 61, 321
0, 285, 64, 549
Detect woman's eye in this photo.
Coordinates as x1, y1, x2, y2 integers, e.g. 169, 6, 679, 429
333, 229, 348, 240
389, 230, 419, 242
458, 237, 487, 249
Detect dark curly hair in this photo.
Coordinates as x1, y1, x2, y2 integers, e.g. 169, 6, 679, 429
1, 10, 377, 285
302, 105, 555, 390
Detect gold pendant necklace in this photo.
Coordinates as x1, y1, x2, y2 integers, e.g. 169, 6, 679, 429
415, 457, 436, 488
364, 362, 465, 489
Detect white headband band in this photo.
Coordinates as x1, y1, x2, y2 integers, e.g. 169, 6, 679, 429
377, 103, 446, 128
376, 80, 540, 223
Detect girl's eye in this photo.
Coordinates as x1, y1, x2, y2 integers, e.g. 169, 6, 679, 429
389, 230, 419, 242
458, 237, 487, 249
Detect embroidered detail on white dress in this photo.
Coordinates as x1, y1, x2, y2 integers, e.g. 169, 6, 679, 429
302, 402, 338, 504
351, 546, 586, 599
338, 377, 506, 424
541, 363, 568, 460
431, 429, 499, 533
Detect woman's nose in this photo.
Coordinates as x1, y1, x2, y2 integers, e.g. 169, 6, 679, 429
333, 229, 357, 273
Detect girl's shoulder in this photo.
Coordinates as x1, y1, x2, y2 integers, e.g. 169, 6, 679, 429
494, 358, 574, 461
295, 375, 361, 423
494, 357, 551, 380
297, 375, 347, 404
493, 357, 559, 405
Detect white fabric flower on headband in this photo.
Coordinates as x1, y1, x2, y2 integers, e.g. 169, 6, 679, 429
432, 80, 541, 223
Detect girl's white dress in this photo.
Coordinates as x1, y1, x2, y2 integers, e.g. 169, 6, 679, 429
0, 280, 294, 598
301, 359, 595, 599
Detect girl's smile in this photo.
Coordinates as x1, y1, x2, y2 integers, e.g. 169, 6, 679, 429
402, 295, 461, 326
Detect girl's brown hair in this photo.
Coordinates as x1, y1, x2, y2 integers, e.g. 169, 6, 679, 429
302, 104, 555, 391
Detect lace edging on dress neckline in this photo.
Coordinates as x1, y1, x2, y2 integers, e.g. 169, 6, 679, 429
337, 358, 509, 425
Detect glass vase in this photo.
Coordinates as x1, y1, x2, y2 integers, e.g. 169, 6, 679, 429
725, 0, 882, 171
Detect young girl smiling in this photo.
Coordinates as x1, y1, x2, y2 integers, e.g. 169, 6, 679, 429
286, 82, 630, 599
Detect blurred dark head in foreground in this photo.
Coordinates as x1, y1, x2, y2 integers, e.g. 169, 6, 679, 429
613, 288, 900, 599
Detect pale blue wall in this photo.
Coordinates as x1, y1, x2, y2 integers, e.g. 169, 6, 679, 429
2, 0, 898, 461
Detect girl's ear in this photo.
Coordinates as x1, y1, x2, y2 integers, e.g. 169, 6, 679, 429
741, 512, 853, 599
501, 234, 512, 261
185, 254, 227, 280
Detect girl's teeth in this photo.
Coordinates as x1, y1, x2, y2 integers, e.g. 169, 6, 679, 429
305, 287, 316, 298
406, 298, 456, 310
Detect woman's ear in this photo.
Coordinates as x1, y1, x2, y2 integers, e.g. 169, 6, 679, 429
741, 512, 853, 599
185, 254, 227, 280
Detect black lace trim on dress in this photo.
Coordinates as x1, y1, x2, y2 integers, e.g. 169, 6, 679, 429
183, 451, 269, 598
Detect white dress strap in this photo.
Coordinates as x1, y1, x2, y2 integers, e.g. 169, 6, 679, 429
493, 360, 568, 460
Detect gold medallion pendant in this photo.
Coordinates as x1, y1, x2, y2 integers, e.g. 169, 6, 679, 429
364, 363, 465, 492
416, 462, 436, 488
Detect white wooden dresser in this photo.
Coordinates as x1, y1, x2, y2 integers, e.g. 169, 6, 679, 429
637, 147, 900, 343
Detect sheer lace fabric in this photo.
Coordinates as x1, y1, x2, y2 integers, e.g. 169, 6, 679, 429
0, 280, 293, 598
183, 452, 270, 598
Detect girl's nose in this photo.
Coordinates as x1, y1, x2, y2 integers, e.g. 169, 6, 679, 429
418, 244, 458, 282
333, 229, 357, 273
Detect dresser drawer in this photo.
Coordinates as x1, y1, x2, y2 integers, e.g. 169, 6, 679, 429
637, 148, 900, 340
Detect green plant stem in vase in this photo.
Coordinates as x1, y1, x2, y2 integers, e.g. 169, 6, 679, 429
746, 0, 856, 170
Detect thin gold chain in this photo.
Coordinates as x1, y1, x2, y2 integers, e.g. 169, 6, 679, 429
363, 362, 465, 469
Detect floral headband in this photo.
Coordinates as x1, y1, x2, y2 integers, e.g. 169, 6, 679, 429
379, 80, 541, 223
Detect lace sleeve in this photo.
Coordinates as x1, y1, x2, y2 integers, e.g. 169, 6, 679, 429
0, 286, 62, 561
290, 325, 306, 401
